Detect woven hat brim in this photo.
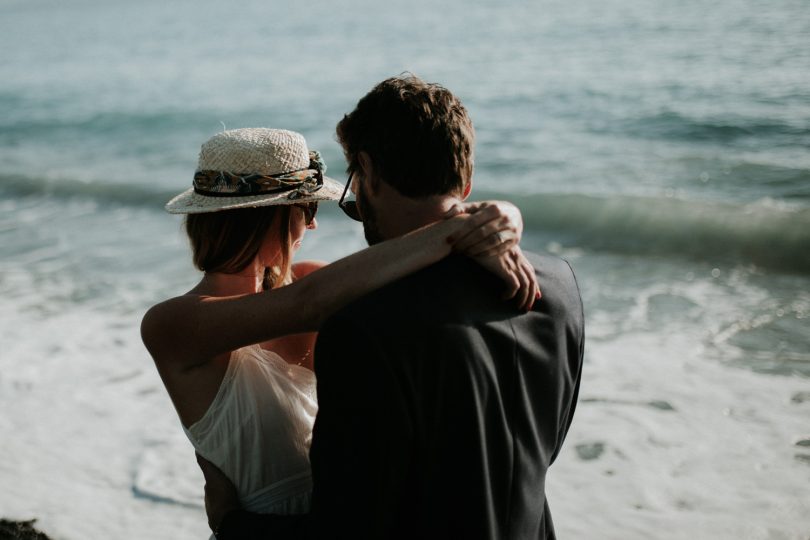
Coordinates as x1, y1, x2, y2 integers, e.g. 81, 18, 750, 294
164, 176, 345, 214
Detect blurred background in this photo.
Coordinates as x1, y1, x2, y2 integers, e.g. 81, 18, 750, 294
1, 0, 808, 538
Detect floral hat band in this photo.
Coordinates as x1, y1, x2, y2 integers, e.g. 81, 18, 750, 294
165, 129, 344, 214
193, 150, 326, 200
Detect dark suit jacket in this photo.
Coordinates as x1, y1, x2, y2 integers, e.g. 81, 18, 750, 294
217, 252, 584, 540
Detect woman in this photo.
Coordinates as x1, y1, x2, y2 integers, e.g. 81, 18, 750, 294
141, 128, 536, 518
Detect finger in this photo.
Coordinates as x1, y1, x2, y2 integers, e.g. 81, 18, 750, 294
456, 201, 489, 214
514, 251, 539, 310
446, 208, 498, 245
522, 257, 540, 307
463, 228, 518, 256
442, 203, 464, 219
502, 203, 523, 237
526, 268, 539, 311
458, 203, 502, 228
454, 217, 514, 253
464, 233, 518, 257
500, 258, 520, 300
521, 259, 538, 310
466, 201, 520, 236
513, 253, 531, 310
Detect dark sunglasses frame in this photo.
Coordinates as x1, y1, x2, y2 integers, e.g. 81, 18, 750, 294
293, 202, 319, 225
338, 172, 363, 222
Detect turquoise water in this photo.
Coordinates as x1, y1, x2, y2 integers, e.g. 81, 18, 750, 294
1, 0, 809, 538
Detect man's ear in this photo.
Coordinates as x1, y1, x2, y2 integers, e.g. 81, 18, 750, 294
358, 151, 381, 194
461, 179, 473, 200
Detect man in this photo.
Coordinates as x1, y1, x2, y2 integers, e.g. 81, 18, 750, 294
203, 75, 584, 539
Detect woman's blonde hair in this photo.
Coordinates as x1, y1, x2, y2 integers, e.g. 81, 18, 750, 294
184, 206, 293, 290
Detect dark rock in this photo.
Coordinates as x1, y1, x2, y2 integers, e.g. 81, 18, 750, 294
795, 454, 810, 466
647, 400, 675, 411
0, 519, 53, 540
576, 442, 605, 461
790, 391, 810, 404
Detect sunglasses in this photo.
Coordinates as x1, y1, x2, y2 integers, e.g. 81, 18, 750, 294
338, 172, 362, 222
294, 202, 319, 225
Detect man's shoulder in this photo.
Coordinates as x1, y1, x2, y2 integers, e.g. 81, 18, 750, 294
335, 255, 492, 314
327, 251, 582, 328
525, 252, 583, 315
524, 251, 577, 284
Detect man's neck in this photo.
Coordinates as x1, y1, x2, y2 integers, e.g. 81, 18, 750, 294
373, 181, 462, 240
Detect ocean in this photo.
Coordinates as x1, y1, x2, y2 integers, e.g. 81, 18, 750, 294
1, 0, 808, 538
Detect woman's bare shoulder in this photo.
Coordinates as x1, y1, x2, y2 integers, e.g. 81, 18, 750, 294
141, 295, 201, 361
292, 260, 328, 279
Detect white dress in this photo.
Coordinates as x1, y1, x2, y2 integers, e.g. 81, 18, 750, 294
183, 345, 318, 515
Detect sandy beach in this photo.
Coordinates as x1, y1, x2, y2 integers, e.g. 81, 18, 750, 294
1, 0, 808, 537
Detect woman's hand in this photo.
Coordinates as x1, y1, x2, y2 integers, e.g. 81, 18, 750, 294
445, 200, 523, 257
445, 201, 539, 310
473, 246, 540, 311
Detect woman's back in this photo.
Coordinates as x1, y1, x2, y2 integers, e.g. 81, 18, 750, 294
184, 345, 317, 514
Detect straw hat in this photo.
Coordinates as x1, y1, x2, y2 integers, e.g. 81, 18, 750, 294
165, 128, 344, 214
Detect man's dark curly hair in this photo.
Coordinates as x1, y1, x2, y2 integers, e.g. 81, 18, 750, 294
336, 74, 475, 198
